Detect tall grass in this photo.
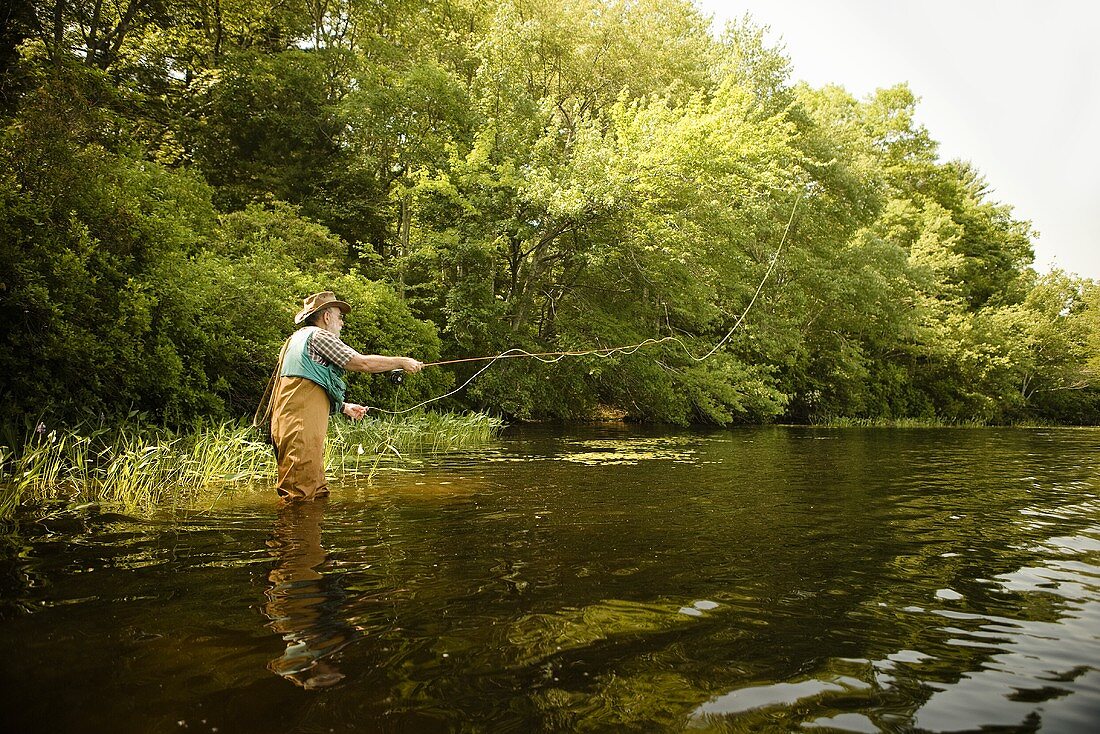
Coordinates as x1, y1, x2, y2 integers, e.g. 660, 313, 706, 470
0, 424, 274, 517
0, 412, 502, 518
329, 412, 504, 458
324, 412, 505, 481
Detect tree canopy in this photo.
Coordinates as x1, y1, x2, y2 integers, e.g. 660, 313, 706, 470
2, 0, 1097, 425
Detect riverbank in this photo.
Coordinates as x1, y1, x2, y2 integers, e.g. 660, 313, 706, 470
808, 416, 1084, 428
0, 412, 503, 519
6, 413, 1090, 520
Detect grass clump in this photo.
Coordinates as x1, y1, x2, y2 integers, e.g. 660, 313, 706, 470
330, 412, 504, 458
325, 411, 505, 479
0, 412, 503, 518
0, 423, 274, 518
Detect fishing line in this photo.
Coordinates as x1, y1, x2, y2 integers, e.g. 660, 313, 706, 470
368, 193, 802, 415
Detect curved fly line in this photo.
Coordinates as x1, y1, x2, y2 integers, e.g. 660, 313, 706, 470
367, 193, 803, 415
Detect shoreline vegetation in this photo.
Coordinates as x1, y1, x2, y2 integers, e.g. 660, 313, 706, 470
2, 1, 1099, 521
804, 416, 1072, 428
3, 1, 1099, 439
0, 412, 503, 520
3, 413, 1091, 520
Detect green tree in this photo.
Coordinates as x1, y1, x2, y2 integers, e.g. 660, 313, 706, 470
3, 0, 1094, 427
979, 271, 1094, 421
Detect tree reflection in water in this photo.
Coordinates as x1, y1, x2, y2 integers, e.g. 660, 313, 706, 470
265, 499, 357, 689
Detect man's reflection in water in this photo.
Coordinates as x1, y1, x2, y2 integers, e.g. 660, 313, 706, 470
265, 499, 357, 689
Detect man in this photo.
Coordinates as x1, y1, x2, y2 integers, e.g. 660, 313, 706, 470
267, 291, 424, 501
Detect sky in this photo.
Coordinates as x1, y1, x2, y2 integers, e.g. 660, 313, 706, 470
694, 0, 1100, 280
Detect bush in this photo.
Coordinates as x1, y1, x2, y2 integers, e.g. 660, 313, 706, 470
0, 73, 446, 426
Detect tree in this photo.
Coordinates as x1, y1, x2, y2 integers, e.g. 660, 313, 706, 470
3, 0, 1094, 426
979, 271, 1094, 420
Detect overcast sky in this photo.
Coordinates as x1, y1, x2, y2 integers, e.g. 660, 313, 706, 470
694, 0, 1100, 280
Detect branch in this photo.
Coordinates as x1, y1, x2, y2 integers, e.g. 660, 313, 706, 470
1033, 381, 1092, 393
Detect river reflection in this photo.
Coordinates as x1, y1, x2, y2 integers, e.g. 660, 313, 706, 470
264, 500, 356, 689
1, 426, 1099, 733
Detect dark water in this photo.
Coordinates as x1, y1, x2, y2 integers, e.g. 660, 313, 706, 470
3, 426, 1099, 733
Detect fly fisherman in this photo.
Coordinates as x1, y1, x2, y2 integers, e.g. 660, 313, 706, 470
262, 291, 424, 501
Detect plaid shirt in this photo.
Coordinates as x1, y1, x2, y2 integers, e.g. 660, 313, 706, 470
308, 328, 357, 369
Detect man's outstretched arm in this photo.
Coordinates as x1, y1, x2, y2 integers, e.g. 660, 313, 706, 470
345, 353, 424, 374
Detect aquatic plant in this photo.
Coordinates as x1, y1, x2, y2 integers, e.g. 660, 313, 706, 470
0, 412, 503, 518
0, 429, 92, 517
326, 412, 505, 478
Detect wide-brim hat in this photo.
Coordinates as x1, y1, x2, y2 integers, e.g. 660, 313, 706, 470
294, 291, 351, 324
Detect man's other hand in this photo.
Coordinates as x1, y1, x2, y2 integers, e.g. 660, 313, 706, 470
342, 403, 368, 420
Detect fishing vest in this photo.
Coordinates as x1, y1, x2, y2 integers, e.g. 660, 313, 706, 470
279, 326, 348, 414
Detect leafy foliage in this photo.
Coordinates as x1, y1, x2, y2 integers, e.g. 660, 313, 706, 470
1, 0, 1097, 427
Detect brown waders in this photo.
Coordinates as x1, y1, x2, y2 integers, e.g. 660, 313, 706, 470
270, 376, 331, 500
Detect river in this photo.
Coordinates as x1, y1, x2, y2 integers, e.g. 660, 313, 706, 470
2, 425, 1099, 732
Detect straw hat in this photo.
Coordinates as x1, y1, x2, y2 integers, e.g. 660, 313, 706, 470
294, 291, 351, 325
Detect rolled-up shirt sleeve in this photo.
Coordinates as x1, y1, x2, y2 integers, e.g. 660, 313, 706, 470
308, 329, 357, 368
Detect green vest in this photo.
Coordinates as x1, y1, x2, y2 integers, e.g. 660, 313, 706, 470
279, 327, 348, 414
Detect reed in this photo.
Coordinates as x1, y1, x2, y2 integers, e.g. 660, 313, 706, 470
0, 412, 502, 518
326, 411, 504, 478
327, 410, 504, 481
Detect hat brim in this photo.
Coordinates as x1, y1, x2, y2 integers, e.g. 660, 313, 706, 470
294, 300, 351, 325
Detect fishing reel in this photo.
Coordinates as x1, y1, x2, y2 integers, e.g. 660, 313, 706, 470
387, 368, 405, 385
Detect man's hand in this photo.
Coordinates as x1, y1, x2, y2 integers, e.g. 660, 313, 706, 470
342, 402, 368, 420
400, 357, 425, 374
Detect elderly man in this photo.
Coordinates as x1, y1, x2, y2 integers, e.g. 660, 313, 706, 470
268, 291, 424, 501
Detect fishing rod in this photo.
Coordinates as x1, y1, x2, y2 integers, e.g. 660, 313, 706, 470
370, 192, 803, 415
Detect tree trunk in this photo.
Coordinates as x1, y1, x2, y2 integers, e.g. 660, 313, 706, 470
213, 0, 223, 63
396, 191, 411, 300
103, 0, 147, 70
52, 0, 66, 54
85, 0, 103, 66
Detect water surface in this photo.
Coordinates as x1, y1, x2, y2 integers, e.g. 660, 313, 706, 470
3, 426, 1099, 732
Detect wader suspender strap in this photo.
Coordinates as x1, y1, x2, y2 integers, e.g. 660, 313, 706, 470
253, 336, 293, 433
